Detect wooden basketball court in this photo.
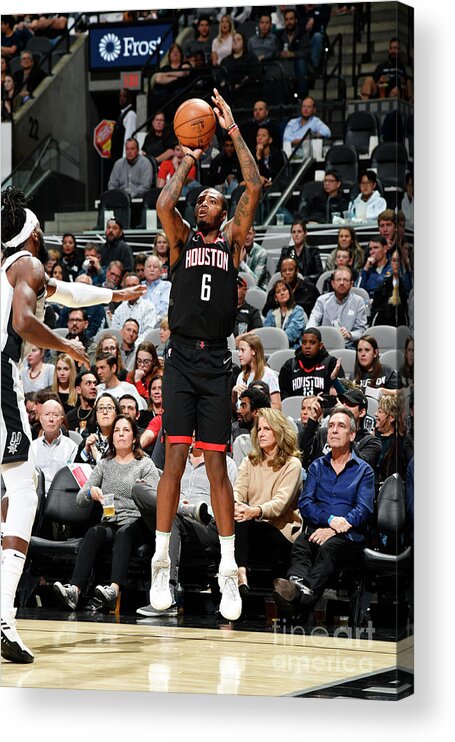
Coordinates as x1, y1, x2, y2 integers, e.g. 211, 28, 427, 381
1, 618, 413, 697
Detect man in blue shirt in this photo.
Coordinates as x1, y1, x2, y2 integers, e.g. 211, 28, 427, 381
273, 407, 374, 609
283, 96, 331, 148
359, 235, 392, 298
142, 254, 171, 326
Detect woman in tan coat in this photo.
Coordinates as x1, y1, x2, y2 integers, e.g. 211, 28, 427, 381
233, 408, 303, 593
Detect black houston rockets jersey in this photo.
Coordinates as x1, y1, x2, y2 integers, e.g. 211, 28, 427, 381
168, 229, 237, 341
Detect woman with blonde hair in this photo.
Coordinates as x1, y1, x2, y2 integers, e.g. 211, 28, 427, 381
211, 15, 234, 66
232, 333, 281, 410
52, 353, 78, 413
152, 230, 171, 280
375, 392, 412, 482
233, 408, 303, 592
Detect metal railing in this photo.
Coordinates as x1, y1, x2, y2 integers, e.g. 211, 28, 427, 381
262, 130, 315, 226
1, 136, 80, 195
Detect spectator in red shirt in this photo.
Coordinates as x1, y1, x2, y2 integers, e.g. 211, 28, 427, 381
156, 143, 201, 195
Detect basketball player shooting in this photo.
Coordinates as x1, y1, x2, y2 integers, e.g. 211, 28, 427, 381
1, 186, 145, 663
149, 88, 262, 621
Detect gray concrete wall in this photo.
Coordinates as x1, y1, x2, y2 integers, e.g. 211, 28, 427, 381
13, 35, 93, 208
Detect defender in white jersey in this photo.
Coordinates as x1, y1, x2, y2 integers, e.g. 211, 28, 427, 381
1, 186, 145, 663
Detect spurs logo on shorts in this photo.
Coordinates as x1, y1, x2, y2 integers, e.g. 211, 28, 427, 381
7, 432, 23, 456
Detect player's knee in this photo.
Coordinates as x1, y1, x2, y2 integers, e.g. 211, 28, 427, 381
2, 483, 37, 541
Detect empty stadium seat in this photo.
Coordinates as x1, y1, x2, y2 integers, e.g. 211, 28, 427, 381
318, 326, 345, 350
245, 287, 267, 312
267, 349, 295, 373
252, 327, 289, 355
344, 111, 379, 156
281, 395, 304, 420
367, 325, 397, 352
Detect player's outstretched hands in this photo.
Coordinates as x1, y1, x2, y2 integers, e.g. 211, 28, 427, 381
66, 338, 90, 367
112, 284, 147, 302
181, 144, 204, 160
211, 88, 234, 130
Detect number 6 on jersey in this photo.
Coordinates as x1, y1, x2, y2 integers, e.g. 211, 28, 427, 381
201, 273, 212, 301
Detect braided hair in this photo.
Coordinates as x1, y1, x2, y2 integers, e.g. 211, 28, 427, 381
1, 186, 28, 258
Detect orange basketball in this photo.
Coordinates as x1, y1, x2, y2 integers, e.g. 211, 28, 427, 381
173, 98, 216, 150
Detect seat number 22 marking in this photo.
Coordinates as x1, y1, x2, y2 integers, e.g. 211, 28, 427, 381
201, 273, 212, 301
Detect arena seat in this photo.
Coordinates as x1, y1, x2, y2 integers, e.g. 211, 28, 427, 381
366, 325, 397, 352
96, 189, 131, 230
18, 465, 98, 607
324, 144, 358, 192
281, 395, 304, 421
245, 287, 267, 312
329, 348, 356, 380
344, 111, 379, 156
355, 473, 413, 625
267, 349, 295, 373
318, 326, 345, 350
252, 327, 289, 355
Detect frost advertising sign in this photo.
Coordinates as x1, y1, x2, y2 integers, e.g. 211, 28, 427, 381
89, 23, 173, 70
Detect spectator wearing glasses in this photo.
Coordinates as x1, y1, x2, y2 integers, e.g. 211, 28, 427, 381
64, 308, 91, 351
298, 169, 349, 224
91, 333, 127, 380
75, 393, 121, 466
126, 342, 162, 402
102, 260, 126, 318
348, 170, 387, 222
56, 275, 107, 340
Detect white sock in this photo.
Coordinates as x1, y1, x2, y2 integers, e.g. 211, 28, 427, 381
219, 534, 238, 574
1, 549, 26, 621
154, 531, 171, 562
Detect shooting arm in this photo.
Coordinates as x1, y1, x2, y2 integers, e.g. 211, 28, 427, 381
156, 154, 194, 261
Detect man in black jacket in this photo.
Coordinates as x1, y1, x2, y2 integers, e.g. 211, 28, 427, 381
12, 50, 46, 104
254, 125, 286, 189
276, 8, 313, 98
99, 218, 134, 274
209, 135, 241, 193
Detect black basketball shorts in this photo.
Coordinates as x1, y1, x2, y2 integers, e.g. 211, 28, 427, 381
162, 334, 232, 451
1, 354, 33, 464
